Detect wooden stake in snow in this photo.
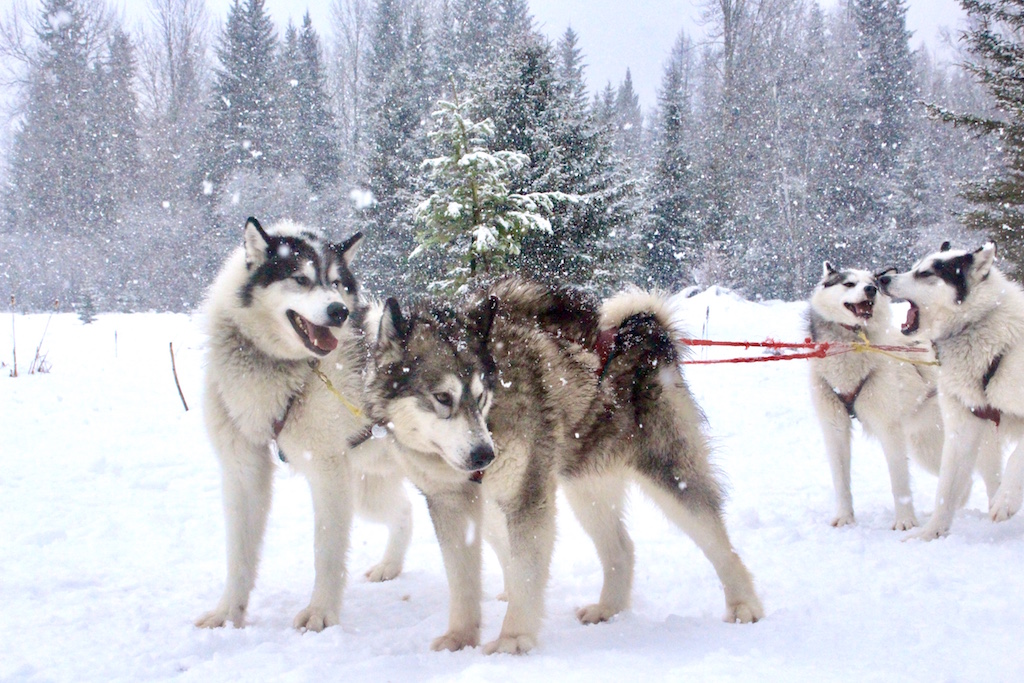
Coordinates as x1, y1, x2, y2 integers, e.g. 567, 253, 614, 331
169, 342, 189, 412
9, 295, 16, 378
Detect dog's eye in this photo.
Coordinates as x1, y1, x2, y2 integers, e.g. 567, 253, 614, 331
433, 392, 453, 408
843, 282, 855, 288
293, 275, 312, 287
916, 270, 934, 279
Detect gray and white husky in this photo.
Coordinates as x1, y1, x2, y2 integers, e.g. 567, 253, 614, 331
808, 263, 957, 530
195, 217, 411, 631
365, 278, 762, 654
879, 242, 1021, 539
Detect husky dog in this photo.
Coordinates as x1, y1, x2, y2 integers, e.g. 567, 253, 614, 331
807, 263, 950, 530
366, 278, 762, 654
879, 242, 1021, 539
195, 217, 411, 631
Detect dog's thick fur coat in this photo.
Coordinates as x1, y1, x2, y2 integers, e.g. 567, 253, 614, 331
880, 243, 1022, 539
367, 278, 762, 654
195, 218, 411, 630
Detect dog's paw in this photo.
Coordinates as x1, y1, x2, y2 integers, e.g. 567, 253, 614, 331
364, 561, 403, 583
990, 489, 1022, 522
903, 524, 948, 542
830, 512, 855, 528
892, 514, 918, 531
292, 606, 338, 632
430, 630, 479, 652
724, 598, 764, 624
482, 633, 536, 655
194, 605, 245, 629
576, 603, 619, 625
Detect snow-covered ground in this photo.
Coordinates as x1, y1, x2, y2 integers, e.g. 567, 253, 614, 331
2, 290, 1022, 682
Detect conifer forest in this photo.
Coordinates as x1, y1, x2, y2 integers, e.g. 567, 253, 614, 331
0, 0, 1019, 313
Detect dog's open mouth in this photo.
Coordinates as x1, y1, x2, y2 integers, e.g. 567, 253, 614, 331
901, 301, 920, 336
287, 310, 338, 355
844, 300, 874, 320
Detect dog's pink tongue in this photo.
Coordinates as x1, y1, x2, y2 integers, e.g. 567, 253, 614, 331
903, 305, 918, 333
309, 322, 338, 352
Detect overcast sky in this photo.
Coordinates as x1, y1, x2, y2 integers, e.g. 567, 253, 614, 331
124, 0, 967, 110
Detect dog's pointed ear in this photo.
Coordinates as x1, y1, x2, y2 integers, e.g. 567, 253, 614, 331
379, 297, 409, 346
940, 240, 952, 252
973, 242, 996, 279
337, 232, 363, 266
823, 261, 837, 277
244, 217, 275, 268
472, 295, 499, 346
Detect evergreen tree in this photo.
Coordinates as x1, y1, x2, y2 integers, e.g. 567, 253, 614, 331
452, 0, 500, 74
647, 32, 696, 289
414, 94, 569, 292
845, 0, 917, 266
498, 0, 533, 37
91, 28, 141, 221
852, 0, 913, 176
280, 13, 340, 191
206, 0, 280, 186
361, 0, 434, 294
612, 69, 644, 167
7, 0, 97, 236
471, 32, 639, 289
928, 0, 1024, 267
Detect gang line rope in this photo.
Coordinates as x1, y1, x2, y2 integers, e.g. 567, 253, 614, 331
678, 332, 938, 367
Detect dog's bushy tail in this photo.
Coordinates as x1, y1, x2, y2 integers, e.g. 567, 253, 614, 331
599, 289, 691, 369
600, 289, 720, 512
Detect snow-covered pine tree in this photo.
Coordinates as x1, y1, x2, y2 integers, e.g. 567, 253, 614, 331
2, 0, 118, 309
362, 0, 433, 295
926, 0, 1024, 267
498, 0, 533, 37
413, 94, 571, 292
90, 28, 141, 224
6, 0, 99, 237
549, 27, 640, 289
846, 0, 917, 268
205, 0, 280, 187
612, 69, 644, 169
472, 31, 638, 290
280, 13, 340, 192
646, 31, 696, 290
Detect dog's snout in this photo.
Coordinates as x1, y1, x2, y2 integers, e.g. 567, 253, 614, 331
326, 302, 349, 327
864, 284, 877, 298
469, 444, 495, 470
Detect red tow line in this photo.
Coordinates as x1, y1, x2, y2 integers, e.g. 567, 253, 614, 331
678, 337, 932, 366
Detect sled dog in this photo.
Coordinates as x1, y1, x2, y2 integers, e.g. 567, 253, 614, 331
880, 242, 1022, 539
195, 217, 411, 630
366, 278, 762, 654
809, 262, 954, 529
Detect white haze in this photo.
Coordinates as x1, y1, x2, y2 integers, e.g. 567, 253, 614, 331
120, 0, 967, 109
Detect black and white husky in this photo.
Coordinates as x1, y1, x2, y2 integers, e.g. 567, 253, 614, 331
807, 263, 1000, 530
194, 218, 411, 631
880, 242, 1021, 539
365, 278, 762, 654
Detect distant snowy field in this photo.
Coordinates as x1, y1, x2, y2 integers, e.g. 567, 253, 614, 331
2, 290, 1023, 682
